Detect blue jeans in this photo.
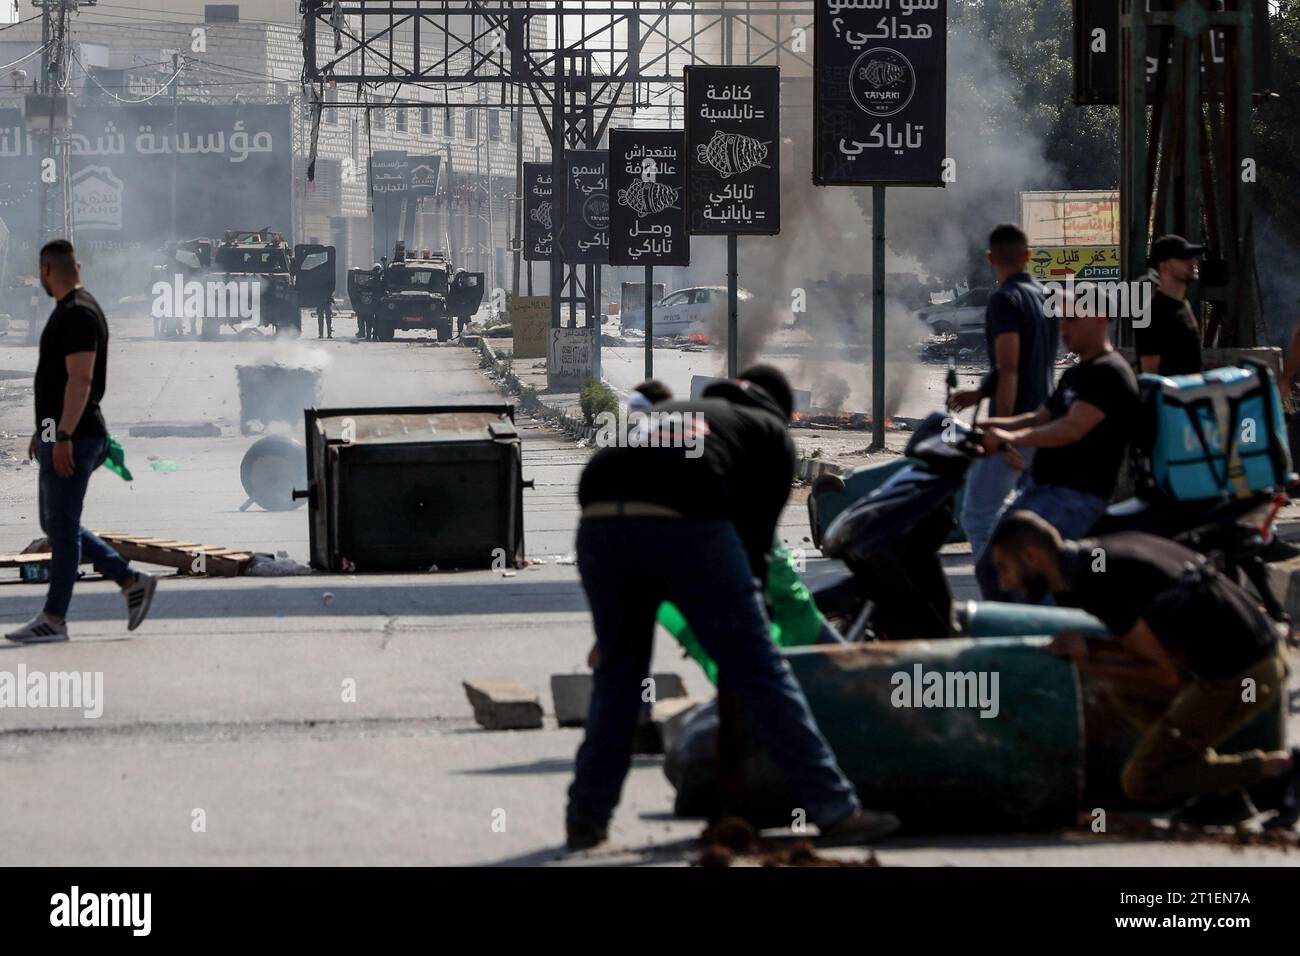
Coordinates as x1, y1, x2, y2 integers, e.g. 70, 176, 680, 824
962, 448, 1035, 569
38, 437, 133, 618
568, 517, 861, 830
975, 479, 1109, 600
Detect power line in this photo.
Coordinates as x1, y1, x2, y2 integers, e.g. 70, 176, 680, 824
0, 40, 50, 74
72, 47, 184, 103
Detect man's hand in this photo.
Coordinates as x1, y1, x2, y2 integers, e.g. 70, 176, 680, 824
53, 439, 74, 477
27, 431, 38, 461
947, 387, 981, 411
980, 426, 1023, 470
1048, 630, 1089, 660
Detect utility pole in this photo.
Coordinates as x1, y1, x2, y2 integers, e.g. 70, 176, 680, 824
170, 51, 180, 242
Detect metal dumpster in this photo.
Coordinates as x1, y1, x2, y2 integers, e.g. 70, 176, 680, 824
298, 404, 530, 571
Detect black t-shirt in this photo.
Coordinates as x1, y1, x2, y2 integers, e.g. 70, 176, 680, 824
1134, 290, 1202, 377
1032, 349, 1139, 499
981, 273, 1058, 415
578, 380, 794, 576
1059, 532, 1275, 678
34, 287, 109, 439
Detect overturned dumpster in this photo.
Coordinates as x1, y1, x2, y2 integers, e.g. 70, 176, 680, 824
297, 404, 530, 572
666, 630, 1286, 832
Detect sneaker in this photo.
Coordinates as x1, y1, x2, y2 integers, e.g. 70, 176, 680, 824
817, 808, 901, 846
5, 613, 69, 644
122, 571, 158, 631
1173, 789, 1257, 827
1263, 749, 1300, 831
565, 821, 608, 852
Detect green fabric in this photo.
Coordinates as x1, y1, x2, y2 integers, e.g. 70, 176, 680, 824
100, 435, 133, 481
657, 535, 828, 686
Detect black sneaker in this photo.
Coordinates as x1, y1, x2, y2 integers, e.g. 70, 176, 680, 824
1264, 749, 1300, 830
1173, 789, 1257, 827
565, 822, 608, 852
817, 809, 901, 846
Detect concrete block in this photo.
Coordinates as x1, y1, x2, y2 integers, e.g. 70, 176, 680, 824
551, 672, 687, 729
652, 697, 704, 757
462, 678, 543, 730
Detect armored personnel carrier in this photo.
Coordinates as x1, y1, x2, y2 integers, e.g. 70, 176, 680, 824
205, 228, 300, 339
347, 241, 484, 342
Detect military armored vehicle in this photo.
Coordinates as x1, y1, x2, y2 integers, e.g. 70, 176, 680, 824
149, 238, 213, 337
204, 229, 300, 339
346, 241, 484, 342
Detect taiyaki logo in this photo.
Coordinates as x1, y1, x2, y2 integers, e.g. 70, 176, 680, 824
617, 179, 681, 218
582, 192, 609, 230
696, 131, 771, 179
850, 48, 916, 118
72, 165, 124, 231
529, 200, 553, 231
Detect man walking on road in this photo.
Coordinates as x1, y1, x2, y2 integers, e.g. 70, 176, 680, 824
948, 224, 1057, 597
567, 365, 899, 850
5, 240, 158, 644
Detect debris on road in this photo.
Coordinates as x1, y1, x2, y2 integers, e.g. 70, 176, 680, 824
92, 531, 253, 577
245, 553, 313, 576
463, 678, 544, 730
148, 460, 179, 472
551, 672, 688, 730
128, 422, 222, 438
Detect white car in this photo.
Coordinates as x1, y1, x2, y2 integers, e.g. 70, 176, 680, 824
917, 287, 991, 336
621, 285, 752, 338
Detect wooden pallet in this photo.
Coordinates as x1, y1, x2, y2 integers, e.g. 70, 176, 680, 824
0, 535, 252, 578
93, 533, 253, 577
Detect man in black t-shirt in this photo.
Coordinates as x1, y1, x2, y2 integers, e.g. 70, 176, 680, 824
1135, 235, 1204, 377
972, 290, 1139, 599
948, 224, 1058, 597
567, 365, 899, 852
988, 513, 1300, 825
5, 240, 158, 645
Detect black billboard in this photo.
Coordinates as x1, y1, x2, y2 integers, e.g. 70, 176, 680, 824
563, 150, 610, 263
608, 128, 689, 267
814, 0, 947, 186
523, 162, 555, 262
685, 65, 781, 234
0, 104, 292, 297
1073, 0, 1273, 105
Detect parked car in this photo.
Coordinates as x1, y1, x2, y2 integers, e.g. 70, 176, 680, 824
620, 285, 752, 338
916, 287, 991, 336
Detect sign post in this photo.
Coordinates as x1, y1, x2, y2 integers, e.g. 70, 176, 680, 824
563, 149, 609, 384
609, 127, 689, 383
685, 65, 781, 379
814, 0, 947, 449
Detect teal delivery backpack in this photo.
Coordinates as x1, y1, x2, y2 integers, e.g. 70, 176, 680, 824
1133, 359, 1293, 503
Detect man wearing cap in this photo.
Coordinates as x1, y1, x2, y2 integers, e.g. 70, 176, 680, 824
1137, 235, 1205, 378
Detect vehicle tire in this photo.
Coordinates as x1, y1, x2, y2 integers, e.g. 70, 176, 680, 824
376, 321, 395, 342
200, 316, 221, 340
930, 320, 957, 336
240, 435, 307, 512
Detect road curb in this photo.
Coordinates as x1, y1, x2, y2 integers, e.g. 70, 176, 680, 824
464, 335, 597, 443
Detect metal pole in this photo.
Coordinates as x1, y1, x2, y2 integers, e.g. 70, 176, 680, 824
170, 52, 179, 242
871, 185, 886, 451
644, 264, 653, 379
549, 9, 564, 333
511, 83, 523, 299
727, 234, 738, 378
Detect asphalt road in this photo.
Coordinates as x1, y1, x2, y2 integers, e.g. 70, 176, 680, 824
0, 313, 1295, 866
